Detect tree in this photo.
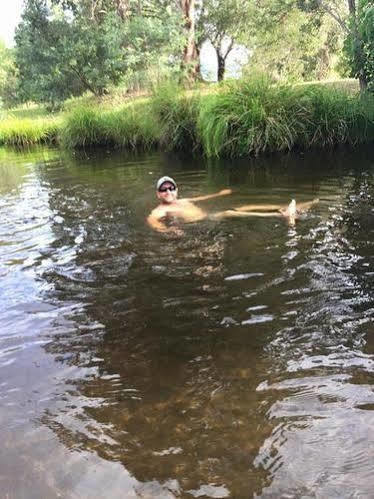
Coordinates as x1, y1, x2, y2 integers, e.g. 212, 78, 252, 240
298, 0, 374, 90
0, 41, 19, 108
344, 0, 374, 90
180, 0, 200, 81
14, 0, 127, 108
244, 0, 344, 82
14, 0, 184, 108
197, 0, 251, 81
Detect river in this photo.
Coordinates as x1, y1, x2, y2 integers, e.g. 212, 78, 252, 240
1, 146, 373, 498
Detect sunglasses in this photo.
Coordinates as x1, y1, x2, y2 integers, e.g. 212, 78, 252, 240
158, 185, 176, 192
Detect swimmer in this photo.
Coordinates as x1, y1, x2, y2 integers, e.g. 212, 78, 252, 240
147, 176, 232, 235
147, 176, 319, 234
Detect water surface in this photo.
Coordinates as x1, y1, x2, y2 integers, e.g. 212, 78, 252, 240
1, 146, 373, 498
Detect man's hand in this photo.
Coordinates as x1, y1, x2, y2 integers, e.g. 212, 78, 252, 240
219, 189, 232, 196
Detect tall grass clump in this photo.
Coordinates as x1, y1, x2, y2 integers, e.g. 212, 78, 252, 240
60, 103, 160, 150
102, 102, 160, 150
151, 82, 202, 153
199, 74, 374, 157
294, 84, 374, 147
199, 75, 306, 157
0, 117, 59, 146
59, 106, 108, 148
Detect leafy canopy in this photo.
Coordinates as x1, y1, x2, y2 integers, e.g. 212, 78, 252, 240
14, 0, 184, 108
344, 0, 374, 90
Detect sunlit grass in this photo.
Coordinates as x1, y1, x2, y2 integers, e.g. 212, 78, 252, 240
1, 77, 373, 155
1, 103, 49, 120
60, 102, 160, 149
296, 78, 360, 94
198, 76, 374, 157
0, 117, 60, 146
151, 82, 202, 152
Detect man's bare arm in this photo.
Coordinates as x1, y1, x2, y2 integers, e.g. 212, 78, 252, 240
147, 211, 184, 236
147, 213, 169, 233
185, 189, 232, 203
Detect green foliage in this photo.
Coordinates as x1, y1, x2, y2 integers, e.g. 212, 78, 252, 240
14, 0, 184, 109
59, 107, 108, 147
0, 116, 59, 146
15, 0, 86, 108
247, 2, 345, 82
60, 103, 160, 149
296, 82, 374, 145
15, 0, 131, 107
151, 83, 202, 152
0, 41, 19, 108
199, 75, 303, 156
344, 0, 374, 90
198, 74, 374, 157
3, 77, 374, 155
196, 0, 252, 80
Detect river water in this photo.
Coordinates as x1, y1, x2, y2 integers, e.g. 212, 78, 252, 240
0, 146, 373, 498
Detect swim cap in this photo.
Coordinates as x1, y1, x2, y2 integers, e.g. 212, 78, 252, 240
156, 176, 177, 191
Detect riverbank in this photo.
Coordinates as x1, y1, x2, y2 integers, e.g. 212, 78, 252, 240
1, 77, 373, 157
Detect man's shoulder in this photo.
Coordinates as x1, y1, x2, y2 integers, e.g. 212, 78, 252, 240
150, 204, 165, 216
179, 198, 193, 206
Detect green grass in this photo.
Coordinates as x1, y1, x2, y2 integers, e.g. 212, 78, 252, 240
1, 103, 50, 120
198, 76, 374, 157
59, 101, 160, 149
1, 77, 373, 156
150, 82, 202, 152
102, 102, 160, 149
0, 116, 59, 146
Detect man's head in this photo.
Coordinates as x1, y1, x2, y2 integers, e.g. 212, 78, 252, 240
156, 176, 178, 204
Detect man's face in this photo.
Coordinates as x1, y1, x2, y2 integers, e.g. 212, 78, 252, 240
157, 182, 178, 204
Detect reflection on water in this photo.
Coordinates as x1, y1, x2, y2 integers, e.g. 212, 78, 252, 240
0, 146, 374, 498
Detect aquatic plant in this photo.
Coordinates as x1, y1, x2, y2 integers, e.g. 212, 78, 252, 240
296, 84, 374, 147
102, 103, 160, 150
198, 76, 301, 157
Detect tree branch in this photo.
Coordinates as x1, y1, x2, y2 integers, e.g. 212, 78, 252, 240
317, 0, 350, 34
223, 38, 234, 60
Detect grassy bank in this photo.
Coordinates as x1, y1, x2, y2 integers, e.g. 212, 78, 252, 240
0, 116, 60, 146
1, 77, 374, 157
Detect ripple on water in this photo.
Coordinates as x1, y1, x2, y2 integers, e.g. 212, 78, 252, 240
2, 150, 374, 498
255, 372, 374, 496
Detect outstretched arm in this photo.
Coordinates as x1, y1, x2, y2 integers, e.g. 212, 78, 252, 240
147, 213, 168, 233
186, 189, 232, 203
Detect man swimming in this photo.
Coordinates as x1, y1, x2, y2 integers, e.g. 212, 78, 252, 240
147, 176, 318, 234
147, 176, 232, 235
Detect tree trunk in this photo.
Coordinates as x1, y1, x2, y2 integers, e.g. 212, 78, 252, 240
115, 0, 129, 20
347, 0, 368, 91
359, 74, 368, 92
217, 52, 225, 81
180, 0, 199, 82
347, 0, 356, 15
